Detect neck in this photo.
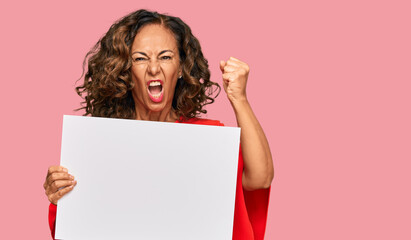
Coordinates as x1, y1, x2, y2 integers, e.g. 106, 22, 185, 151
134, 103, 178, 122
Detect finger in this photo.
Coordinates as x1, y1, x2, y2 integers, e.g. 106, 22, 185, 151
219, 60, 226, 72
45, 166, 69, 190
228, 57, 250, 71
226, 59, 241, 68
222, 73, 236, 82
48, 183, 76, 205
229, 57, 249, 69
223, 65, 237, 73
47, 166, 68, 177
46, 172, 74, 186
229, 56, 244, 63
47, 179, 77, 195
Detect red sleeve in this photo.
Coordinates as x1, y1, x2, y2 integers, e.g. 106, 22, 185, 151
233, 146, 271, 240
48, 203, 56, 240
244, 187, 271, 240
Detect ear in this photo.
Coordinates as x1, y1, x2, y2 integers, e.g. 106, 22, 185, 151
178, 66, 183, 77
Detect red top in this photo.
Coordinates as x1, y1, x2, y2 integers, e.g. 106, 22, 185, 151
48, 118, 271, 239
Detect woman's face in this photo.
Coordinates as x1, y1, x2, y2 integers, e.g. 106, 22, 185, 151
130, 24, 182, 113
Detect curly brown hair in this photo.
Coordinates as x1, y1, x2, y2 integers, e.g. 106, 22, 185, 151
75, 9, 220, 119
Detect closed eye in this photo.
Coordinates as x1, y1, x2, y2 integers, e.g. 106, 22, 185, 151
134, 57, 146, 61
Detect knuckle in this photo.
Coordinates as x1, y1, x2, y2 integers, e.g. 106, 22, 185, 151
52, 181, 59, 189
57, 190, 64, 197
49, 173, 56, 181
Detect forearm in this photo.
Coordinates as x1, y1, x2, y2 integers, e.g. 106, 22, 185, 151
232, 98, 274, 190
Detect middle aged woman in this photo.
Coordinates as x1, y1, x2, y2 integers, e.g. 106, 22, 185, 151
44, 9, 274, 240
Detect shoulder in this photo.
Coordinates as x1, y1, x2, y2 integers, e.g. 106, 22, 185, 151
179, 117, 225, 126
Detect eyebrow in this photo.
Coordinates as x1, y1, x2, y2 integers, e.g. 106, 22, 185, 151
132, 50, 174, 56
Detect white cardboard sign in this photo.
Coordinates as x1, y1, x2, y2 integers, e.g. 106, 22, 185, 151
55, 115, 240, 240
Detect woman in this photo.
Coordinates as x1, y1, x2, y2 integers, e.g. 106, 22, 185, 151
43, 9, 274, 240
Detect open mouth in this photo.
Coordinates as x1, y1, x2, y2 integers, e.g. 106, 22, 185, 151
147, 80, 163, 103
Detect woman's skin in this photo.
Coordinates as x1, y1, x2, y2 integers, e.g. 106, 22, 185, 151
130, 24, 182, 122
44, 24, 274, 205
220, 57, 274, 190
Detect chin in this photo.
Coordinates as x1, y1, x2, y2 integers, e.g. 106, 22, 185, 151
145, 98, 169, 112
147, 104, 166, 112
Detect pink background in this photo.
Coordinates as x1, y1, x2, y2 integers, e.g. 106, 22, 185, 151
1, 0, 410, 239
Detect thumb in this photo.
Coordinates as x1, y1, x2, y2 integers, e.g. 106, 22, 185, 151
219, 60, 226, 73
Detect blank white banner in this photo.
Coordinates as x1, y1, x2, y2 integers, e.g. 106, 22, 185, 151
55, 115, 240, 240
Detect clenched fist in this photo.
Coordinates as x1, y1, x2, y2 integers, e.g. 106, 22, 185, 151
220, 57, 250, 104
43, 166, 77, 205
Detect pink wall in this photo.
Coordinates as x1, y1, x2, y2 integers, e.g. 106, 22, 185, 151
1, 0, 410, 239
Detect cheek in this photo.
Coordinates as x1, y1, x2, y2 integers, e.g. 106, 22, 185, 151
131, 66, 147, 87
161, 63, 180, 78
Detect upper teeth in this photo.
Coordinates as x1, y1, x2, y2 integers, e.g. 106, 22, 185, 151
149, 81, 161, 86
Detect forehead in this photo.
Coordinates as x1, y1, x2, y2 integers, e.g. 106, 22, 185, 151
132, 24, 178, 52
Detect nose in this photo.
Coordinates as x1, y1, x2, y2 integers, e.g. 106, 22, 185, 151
148, 59, 160, 76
